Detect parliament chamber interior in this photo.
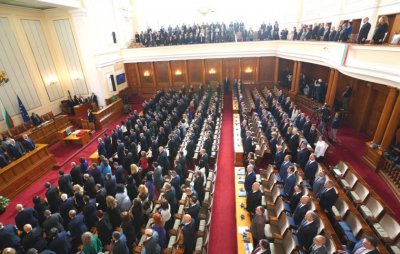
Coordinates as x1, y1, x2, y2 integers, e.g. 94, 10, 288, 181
0, 0, 400, 253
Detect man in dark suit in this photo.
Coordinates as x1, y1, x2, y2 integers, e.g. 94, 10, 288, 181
116, 139, 126, 162
182, 214, 196, 254
21, 224, 46, 252
143, 228, 161, 254
297, 211, 319, 250
202, 132, 213, 156
7, 139, 25, 160
111, 231, 129, 254
304, 154, 319, 185
163, 183, 178, 214
0, 223, 22, 251
283, 166, 296, 198
59, 194, 75, 229
42, 210, 64, 235
309, 235, 328, 254
246, 182, 262, 215
318, 180, 338, 213
351, 237, 380, 254
313, 171, 326, 194
170, 170, 181, 200
21, 134, 35, 152
90, 92, 98, 107
198, 149, 209, 176
274, 145, 285, 170
357, 17, 371, 44
95, 210, 112, 246
244, 165, 256, 193
158, 146, 169, 175
289, 184, 304, 212
293, 196, 310, 226
104, 173, 117, 197
297, 142, 310, 169
70, 162, 83, 186
269, 132, 278, 157
193, 171, 205, 204
289, 129, 300, 162
0, 150, 10, 168
45, 182, 61, 213
15, 204, 39, 231
97, 138, 107, 157
243, 131, 255, 155
185, 136, 195, 161
58, 170, 73, 196
87, 109, 95, 123
47, 227, 71, 254
186, 196, 201, 221
83, 174, 96, 198
279, 155, 292, 182
68, 210, 88, 252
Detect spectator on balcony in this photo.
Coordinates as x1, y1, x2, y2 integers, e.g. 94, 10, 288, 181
323, 25, 331, 41
357, 17, 371, 44
329, 26, 337, 41
372, 16, 389, 44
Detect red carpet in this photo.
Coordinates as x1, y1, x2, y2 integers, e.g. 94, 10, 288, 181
0, 98, 143, 225
324, 123, 400, 221
208, 94, 237, 254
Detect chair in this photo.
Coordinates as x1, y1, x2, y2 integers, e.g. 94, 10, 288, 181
265, 184, 280, 205
372, 214, 400, 244
348, 182, 369, 205
264, 212, 290, 240
339, 171, 358, 190
332, 161, 348, 178
338, 213, 362, 244
325, 235, 339, 254
269, 230, 297, 254
332, 198, 350, 221
358, 196, 384, 223
266, 197, 285, 223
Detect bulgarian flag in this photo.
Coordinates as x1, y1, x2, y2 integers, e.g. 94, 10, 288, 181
0, 100, 13, 129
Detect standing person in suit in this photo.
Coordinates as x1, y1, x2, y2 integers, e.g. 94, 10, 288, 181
7, 139, 25, 160
58, 170, 73, 196
87, 109, 95, 123
202, 132, 213, 156
357, 17, 371, 44
47, 228, 71, 254
289, 184, 304, 212
157, 146, 169, 175
351, 237, 380, 254
30, 113, 43, 127
289, 129, 300, 161
304, 154, 319, 185
293, 196, 311, 226
198, 148, 209, 176
70, 162, 83, 186
279, 155, 293, 182
250, 206, 267, 248
246, 182, 262, 215
21, 134, 35, 152
318, 180, 338, 213
193, 171, 205, 204
371, 16, 389, 44
182, 214, 196, 254
269, 132, 278, 157
313, 170, 327, 194
274, 145, 285, 170
95, 210, 112, 247
68, 210, 88, 252
244, 131, 255, 156
45, 182, 61, 213
297, 211, 319, 250
309, 235, 328, 254
111, 231, 129, 254
331, 113, 341, 142
329, 26, 337, 41
0, 223, 23, 252
97, 137, 107, 158
90, 92, 98, 107
143, 228, 161, 254
297, 142, 310, 169
244, 164, 256, 193
283, 166, 296, 198
21, 224, 46, 252
42, 210, 64, 235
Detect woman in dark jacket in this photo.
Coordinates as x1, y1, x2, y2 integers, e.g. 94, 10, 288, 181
105, 196, 121, 229
120, 211, 136, 250
130, 198, 145, 241
372, 16, 389, 44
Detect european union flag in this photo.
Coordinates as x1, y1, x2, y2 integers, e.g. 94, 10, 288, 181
17, 95, 30, 122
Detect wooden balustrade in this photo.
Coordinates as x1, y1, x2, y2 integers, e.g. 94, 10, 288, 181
93, 98, 124, 129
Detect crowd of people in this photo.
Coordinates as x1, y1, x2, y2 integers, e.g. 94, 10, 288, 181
134, 16, 389, 47
238, 85, 380, 253
0, 134, 36, 168
0, 84, 222, 254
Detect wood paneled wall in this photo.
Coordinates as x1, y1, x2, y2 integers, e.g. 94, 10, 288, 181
301, 62, 330, 82
125, 57, 277, 98
335, 73, 389, 137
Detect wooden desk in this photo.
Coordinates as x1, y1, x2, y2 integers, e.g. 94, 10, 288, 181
56, 125, 73, 141
90, 151, 100, 165
16, 115, 70, 145
233, 114, 244, 166
233, 97, 239, 114
234, 167, 253, 254
73, 102, 91, 117
0, 144, 56, 198
63, 130, 91, 146
93, 98, 123, 129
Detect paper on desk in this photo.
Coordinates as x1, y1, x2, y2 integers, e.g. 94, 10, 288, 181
238, 191, 247, 197
238, 226, 249, 234
244, 243, 254, 254
238, 177, 244, 184
237, 168, 245, 175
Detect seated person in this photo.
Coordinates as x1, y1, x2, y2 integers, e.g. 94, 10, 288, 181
30, 113, 43, 127
0, 149, 10, 168
7, 139, 25, 160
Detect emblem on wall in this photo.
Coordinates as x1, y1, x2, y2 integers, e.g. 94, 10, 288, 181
0, 71, 9, 87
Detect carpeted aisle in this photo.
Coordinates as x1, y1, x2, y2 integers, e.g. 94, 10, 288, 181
208, 94, 237, 254
0, 98, 143, 225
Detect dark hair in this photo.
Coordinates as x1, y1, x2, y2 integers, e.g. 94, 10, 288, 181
160, 200, 169, 210
58, 170, 64, 176
260, 239, 270, 249
365, 236, 378, 247
116, 184, 125, 193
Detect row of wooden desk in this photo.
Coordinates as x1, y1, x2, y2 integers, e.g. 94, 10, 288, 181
233, 113, 244, 166
234, 167, 254, 254
0, 144, 56, 199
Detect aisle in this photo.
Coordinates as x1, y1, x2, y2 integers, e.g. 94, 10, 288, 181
208, 93, 237, 253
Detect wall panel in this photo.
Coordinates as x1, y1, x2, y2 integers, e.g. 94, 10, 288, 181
259, 57, 275, 84
0, 17, 41, 119
204, 59, 221, 86
53, 19, 88, 95
22, 19, 64, 102
138, 62, 155, 87
188, 60, 203, 86
170, 60, 186, 87
222, 58, 240, 81
154, 61, 170, 88
240, 57, 257, 83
